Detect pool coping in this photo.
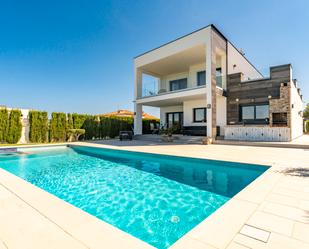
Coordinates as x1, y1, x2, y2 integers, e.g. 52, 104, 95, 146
0, 142, 308, 249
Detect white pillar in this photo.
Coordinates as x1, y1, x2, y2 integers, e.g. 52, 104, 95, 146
134, 103, 143, 135
134, 66, 143, 135
206, 36, 213, 138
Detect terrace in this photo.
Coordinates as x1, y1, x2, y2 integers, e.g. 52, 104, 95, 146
0, 141, 308, 249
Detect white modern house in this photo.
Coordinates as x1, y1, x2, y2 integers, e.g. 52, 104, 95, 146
133, 24, 303, 141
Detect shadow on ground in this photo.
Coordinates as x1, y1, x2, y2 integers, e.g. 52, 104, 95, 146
279, 168, 309, 177
86, 139, 190, 147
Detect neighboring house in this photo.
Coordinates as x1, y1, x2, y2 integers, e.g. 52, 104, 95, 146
101, 109, 159, 120
133, 24, 303, 141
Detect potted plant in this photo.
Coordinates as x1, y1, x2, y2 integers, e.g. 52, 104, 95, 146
160, 125, 177, 142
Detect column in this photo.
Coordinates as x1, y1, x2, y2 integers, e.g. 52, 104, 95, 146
206, 32, 217, 139
134, 103, 143, 135
134, 68, 143, 135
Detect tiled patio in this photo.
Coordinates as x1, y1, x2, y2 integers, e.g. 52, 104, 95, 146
0, 141, 308, 249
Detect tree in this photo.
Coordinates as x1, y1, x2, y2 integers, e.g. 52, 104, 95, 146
303, 103, 309, 119
29, 111, 48, 143
50, 112, 67, 142
0, 108, 9, 143
67, 129, 85, 142
6, 109, 22, 144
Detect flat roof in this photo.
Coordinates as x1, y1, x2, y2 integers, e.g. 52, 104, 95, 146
134, 24, 263, 77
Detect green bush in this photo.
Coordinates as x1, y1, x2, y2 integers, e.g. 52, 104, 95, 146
67, 113, 73, 130
29, 111, 48, 143
72, 113, 88, 129
50, 112, 67, 142
142, 119, 160, 134
6, 109, 22, 144
82, 116, 100, 140
0, 108, 9, 143
67, 129, 85, 142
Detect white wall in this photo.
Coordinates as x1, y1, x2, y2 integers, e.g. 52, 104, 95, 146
183, 99, 207, 126
225, 126, 291, 142
160, 63, 206, 91
227, 42, 263, 81
290, 82, 303, 139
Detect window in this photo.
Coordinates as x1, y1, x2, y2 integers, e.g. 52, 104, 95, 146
240, 104, 269, 124
193, 108, 207, 122
197, 71, 206, 86
216, 67, 222, 88
166, 112, 183, 131
256, 105, 269, 119
169, 78, 187, 91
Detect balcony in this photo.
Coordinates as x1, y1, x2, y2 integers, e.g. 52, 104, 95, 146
139, 74, 226, 99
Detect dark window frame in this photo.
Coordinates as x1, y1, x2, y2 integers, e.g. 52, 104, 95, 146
197, 71, 206, 86
239, 103, 269, 124
193, 108, 207, 123
166, 112, 183, 129
169, 78, 187, 91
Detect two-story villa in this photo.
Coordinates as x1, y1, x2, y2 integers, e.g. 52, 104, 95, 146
133, 24, 303, 142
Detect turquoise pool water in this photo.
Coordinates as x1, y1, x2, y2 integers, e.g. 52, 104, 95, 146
0, 146, 267, 248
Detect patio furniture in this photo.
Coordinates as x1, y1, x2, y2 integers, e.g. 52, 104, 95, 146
119, 131, 133, 141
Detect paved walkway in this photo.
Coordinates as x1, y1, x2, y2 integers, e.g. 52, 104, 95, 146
0, 141, 308, 249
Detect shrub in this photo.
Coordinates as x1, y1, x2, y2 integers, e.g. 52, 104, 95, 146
29, 110, 48, 143
67, 129, 85, 142
0, 108, 9, 143
142, 119, 160, 134
50, 112, 67, 142
67, 113, 73, 130
72, 113, 88, 129
6, 109, 22, 144
82, 116, 100, 140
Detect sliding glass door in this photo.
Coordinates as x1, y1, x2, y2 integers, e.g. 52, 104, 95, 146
166, 112, 183, 132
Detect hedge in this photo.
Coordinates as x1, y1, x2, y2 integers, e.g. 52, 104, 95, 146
6, 109, 22, 144
67, 113, 73, 130
50, 112, 67, 142
0, 108, 9, 143
29, 111, 48, 143
82, 116, 100, 140
142, 119, 160, 134
72, 113, 88, 129
24, 111, 160, 142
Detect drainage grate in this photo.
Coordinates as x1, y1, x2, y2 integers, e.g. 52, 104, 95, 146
239, 224, 270, 243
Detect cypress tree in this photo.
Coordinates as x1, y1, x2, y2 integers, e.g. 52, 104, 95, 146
29, 111, 48, 143
6, 109, 22, 144
0, 108, 9, 143
50, 112, 67, 142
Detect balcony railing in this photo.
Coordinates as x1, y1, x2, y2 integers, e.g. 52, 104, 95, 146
140, 75, 226, 98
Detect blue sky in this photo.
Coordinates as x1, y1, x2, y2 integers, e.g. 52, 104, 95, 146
0, 0, 308, 117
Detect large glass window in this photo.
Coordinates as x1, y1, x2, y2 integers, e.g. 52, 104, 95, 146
193, 108, 207, 122
242, 106, 255, 120
197, 71, 206, 86
240, 104, 269, 124
169, 78, 187, 91
166, 112, 183, 130
256, 105, 269, 119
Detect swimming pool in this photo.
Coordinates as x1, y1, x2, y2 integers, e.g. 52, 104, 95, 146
0, 145, 268, 248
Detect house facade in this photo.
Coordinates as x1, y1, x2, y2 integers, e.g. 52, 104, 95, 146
133, 25, 303, 141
